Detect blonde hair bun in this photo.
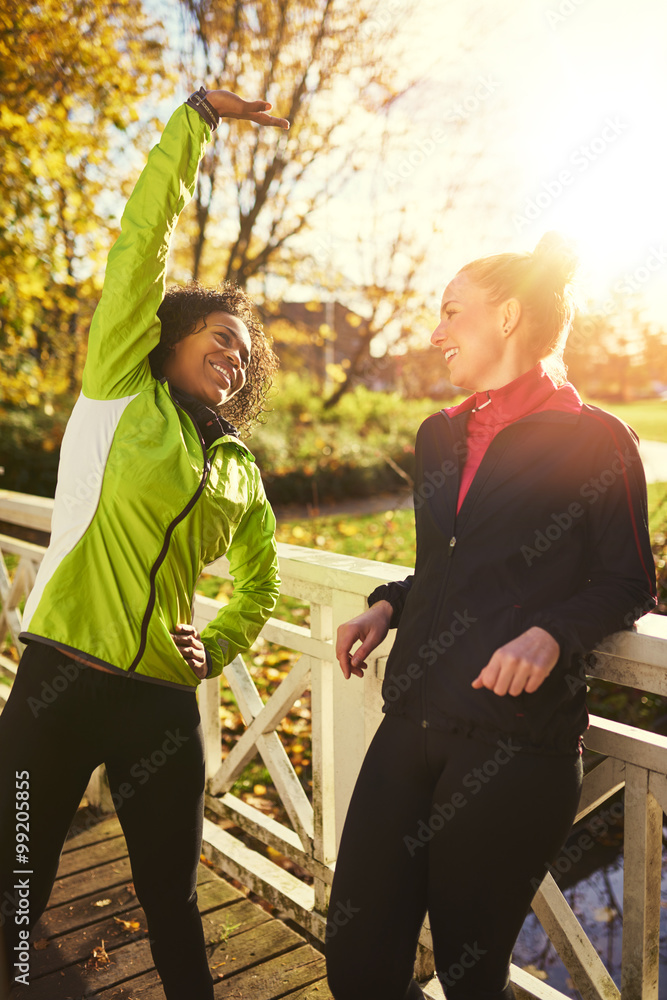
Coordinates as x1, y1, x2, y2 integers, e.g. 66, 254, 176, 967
532, 232, 578, 290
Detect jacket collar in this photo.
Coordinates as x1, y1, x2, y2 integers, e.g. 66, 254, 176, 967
443, 362, 582, 425
163, 380, 253, 456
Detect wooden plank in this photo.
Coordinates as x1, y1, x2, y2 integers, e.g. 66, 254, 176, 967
35, 883, 141, 942
198, 672, 222, 782
213, 944, 326, 1000
208, 917, 309, 982
89, 941, 327, 1000
262, 616, 334, 662
530, 873, 619, 1000
25, 904, 149, 977
56, 835, 128, 878
205, 794, 334, 886
202, 819, 328, 942
213, 652, 308, 785
0, 533, 46, 559
197, 874, 246, 911
47, 856, 134, 909
574, 757, 625, 823
0, 491, 53, 532
510, 963, 573, 1000
0, 555, 30, 650
62, 816, 124, 854
282, 980, 333, 1000
272, 576, 334, 607
586, 652, 667, 697
211, 655, 314, 851
310, 602, 336, 915
331, 589, 368, 849
621, 763, 662, 1000
34, 864, 220, 940
422, 974, 445, 1000
203, 896, 277, 943
11, 939, 155, 999
585, 716, 667, 773
211, 656, 310, 790
17, 889, 274, 999
273, 542, 410, 595
226, 654, 314, 849
84, 763, 115, 813
0, 652, 18, 680
648, 770, 667, 817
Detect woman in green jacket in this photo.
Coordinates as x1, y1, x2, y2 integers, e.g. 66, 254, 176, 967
0, 88, 288, 1000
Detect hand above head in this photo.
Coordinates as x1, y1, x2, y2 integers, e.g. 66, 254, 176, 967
171, 623, 209, 679
204, 89, 290, 129
336, 600, 393, 680
471, 626, 561, 697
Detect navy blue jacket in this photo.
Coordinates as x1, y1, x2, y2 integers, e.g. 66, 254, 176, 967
368, 403, 657, 754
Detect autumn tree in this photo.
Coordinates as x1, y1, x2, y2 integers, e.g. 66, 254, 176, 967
170, 0, 505, 405
565, 296, 662, 401
170, 0, 426, 291
0, 0, 167, 410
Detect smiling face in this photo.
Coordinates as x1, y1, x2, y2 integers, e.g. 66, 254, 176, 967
430, 272, 527, 391
161, 310, 252, 409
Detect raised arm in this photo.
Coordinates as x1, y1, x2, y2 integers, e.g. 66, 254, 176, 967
83, 90, 288, 402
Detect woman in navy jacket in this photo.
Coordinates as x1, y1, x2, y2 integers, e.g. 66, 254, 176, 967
326, 234, 656, 1000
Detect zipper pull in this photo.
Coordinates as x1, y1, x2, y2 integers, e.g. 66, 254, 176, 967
448, 535, 456, 557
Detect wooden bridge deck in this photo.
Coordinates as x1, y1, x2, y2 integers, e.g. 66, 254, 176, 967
11, 814, 333, 1000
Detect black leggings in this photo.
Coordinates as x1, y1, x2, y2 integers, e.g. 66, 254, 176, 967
325, 713, 583, 1000
0, 642, 213, 1000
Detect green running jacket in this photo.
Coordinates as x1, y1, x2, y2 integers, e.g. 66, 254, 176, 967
20, 104, 280, 689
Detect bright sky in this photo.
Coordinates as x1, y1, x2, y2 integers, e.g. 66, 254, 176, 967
147, 0, 667, 334
312, 0, 667, 333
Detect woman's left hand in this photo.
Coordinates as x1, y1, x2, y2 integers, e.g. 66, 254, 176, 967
471, 627, 560, 696
171, 623, 209, 679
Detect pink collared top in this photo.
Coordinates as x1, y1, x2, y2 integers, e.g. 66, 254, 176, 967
444, 362, 583, 513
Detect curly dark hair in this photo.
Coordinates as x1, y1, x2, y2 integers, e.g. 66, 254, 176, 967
151, 280, 278, 435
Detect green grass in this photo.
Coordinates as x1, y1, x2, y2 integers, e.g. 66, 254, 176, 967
588, 399, 667, 442
275, 507, 416, 567
648, 482, 667, 536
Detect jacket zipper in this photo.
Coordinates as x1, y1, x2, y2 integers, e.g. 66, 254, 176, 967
417, 409, 577, 727
128, 403, 211, 673
419, 417, 463, 727
420, 529, 457, 727
418, 410, 510, 725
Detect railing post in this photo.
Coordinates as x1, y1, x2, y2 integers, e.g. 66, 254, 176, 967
310, 601, 336, 916
199, 674, 222, 785
85, 764, 115, 814
621, 762, 662, 1000
330, 590, 369, 848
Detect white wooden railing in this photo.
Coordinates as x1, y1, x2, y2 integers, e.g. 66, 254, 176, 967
2, 488, 667, 1000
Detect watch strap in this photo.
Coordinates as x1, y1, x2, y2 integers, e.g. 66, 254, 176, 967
185, 86, 220, 131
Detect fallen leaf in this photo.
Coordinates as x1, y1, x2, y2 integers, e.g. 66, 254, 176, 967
93, 899, 112, 908
33, 939, 49, 950
86, 939, 112, 971
521, 965, 548, 981
593, 906, 617, 923
113, 916, 141, 931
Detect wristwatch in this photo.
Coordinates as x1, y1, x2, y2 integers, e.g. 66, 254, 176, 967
185, 86, 220, 131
